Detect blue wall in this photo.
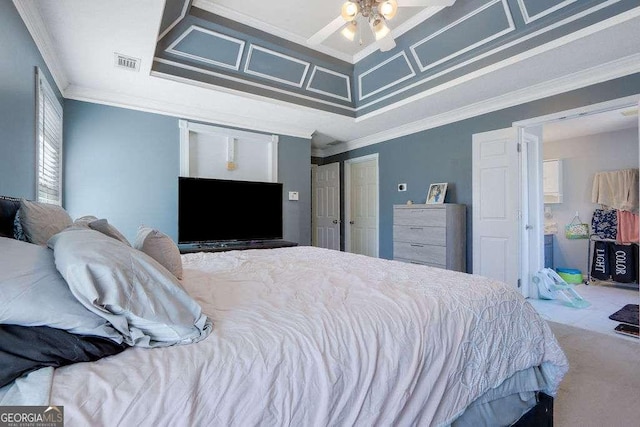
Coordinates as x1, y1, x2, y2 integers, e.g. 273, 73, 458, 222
63, 100, 312, 245
279, 135, 312, 245
0, 1, 63, 200
63, 101, 180, 243
323, 73, 640, 272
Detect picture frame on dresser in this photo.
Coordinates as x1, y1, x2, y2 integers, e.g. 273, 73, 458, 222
426, 183, 447, 204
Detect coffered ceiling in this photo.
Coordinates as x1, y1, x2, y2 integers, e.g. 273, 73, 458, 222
16, 0, 640, 156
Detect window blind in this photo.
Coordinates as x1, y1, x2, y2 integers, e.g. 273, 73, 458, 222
36, 68, 63, 205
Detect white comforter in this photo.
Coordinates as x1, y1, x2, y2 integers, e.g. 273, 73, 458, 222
49, 246, 568, 426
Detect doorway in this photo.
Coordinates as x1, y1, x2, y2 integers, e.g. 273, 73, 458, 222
311, 162, 340, 250
516, 96, 640, 339
345, 154, 379, 257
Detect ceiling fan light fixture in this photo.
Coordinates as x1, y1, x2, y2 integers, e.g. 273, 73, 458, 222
372, 19, 390, 40
378, 0, 398, 20
341, 2, 360, 21
341, 21, 358, 41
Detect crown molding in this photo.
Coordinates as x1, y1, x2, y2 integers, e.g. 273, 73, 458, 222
64, 84, 316, 140
12, 0, 69, 93
318, 52, 640, 157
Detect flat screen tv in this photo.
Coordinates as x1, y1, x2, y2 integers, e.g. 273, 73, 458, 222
178, 177, 283, 244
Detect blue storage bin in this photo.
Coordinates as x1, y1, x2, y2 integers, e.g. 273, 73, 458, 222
555, 267, 583, 284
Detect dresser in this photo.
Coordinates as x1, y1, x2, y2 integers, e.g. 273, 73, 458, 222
393, 204, 466, 272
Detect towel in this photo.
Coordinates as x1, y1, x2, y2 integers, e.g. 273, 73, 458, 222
592, 168, 639, 212
617, 210, 639, 244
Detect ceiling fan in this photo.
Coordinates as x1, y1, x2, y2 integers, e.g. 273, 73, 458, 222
308, 0, 457, 53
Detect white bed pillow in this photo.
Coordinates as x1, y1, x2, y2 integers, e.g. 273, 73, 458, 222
134, 226, 183, 279
48, 228, 211, 348
0, 237, 124, 342
19, 199, 72, 245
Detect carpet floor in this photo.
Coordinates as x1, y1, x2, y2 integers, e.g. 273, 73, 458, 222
548, 321, 640, 427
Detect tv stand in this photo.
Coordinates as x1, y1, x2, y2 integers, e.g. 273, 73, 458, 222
179, 240, 298, 254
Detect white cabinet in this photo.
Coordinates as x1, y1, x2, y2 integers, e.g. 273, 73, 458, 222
393, 204, 466, 272
543, 159, 563, 204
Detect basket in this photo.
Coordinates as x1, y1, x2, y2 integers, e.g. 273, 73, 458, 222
565, 213, 589, 239
556, 268, 583, 284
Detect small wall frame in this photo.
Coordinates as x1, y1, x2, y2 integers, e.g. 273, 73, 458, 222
426, 183, 448, 204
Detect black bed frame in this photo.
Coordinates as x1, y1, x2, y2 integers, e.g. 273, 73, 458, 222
512, 392, 554, 427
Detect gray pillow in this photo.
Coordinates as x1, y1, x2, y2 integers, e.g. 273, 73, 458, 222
0, 237, 123, 342
134, 226, 183, 279
19, 199, 72, 245
74, 215, 99, 227
89, 218, 130, 246
0, 196, 20, 238
48, 229, 212, 348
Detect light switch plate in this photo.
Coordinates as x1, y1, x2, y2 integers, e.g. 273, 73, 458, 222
288, 191, 299, 201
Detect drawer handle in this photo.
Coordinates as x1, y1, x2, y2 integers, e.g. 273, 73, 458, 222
410, 244, 424, 247
409, 227, 423, 230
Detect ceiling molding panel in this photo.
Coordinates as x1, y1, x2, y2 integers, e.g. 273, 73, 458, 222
158, 0, 191, 40
306, 67, 352, 102
358, 52, 416, 101
353, 0, 634, 115
409, 0, 515, 73
517, 0, 579, 24
166, 25, 245, 70
153, 0, 638, 118
244, 45, 310, 88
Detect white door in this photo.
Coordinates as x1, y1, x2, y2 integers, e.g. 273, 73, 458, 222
311, 162, 340, 250
472, 128, 521, 290
520, 126, 544, 298
346, 155, 379, 257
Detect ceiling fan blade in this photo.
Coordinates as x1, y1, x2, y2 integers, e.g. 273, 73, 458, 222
308, 15, 346, 45
377, 34, 396, 52
399, 0, 456, 7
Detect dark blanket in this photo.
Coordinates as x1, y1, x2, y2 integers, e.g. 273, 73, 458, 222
0, 324, 128, 388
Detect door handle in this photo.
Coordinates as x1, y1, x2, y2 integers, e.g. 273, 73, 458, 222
349, 221, 355, 225
525, 225, 533, 230
332, 220, 339, 224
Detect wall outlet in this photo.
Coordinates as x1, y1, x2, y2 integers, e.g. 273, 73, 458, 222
288, 191, 299, 201
398, 183, 407, 192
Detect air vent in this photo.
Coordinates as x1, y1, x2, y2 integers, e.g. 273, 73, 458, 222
621, 108, 638, 117
114, 53, 140, 72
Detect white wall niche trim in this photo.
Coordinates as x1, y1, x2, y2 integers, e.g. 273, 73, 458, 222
179, 120, 278, 182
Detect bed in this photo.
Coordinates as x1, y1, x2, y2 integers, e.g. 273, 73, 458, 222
0, 198, 568, 426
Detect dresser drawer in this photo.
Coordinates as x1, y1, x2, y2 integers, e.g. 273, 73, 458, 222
393, 242, 446, 265
393, 225, 446, 246
393, 208, 446, 227
394, 257, 446, 269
